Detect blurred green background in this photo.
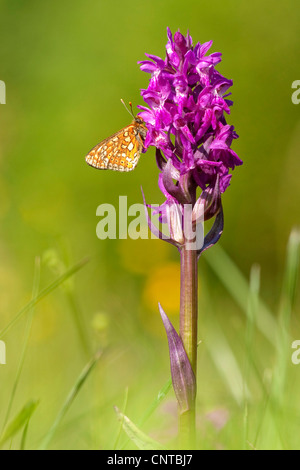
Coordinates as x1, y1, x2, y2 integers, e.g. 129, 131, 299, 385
0, 0, 299, 450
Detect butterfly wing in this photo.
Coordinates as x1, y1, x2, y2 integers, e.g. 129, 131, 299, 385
85, 124, 143, 172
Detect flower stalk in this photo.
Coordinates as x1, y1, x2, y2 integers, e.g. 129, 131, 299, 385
179, 242, 198, 448
180, 243, 198, 375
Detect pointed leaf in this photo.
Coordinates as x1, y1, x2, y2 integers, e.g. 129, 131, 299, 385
0, 400, 39, 448
39, 349, 102, 450
159, 303, 196, 413
114, 407, 165, 450
139, 378, 172, 427
0, 257, 89, 339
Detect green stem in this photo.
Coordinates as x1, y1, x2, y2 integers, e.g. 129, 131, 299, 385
179, 244, 198, 448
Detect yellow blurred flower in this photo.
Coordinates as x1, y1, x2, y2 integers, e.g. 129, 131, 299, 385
142, 262, 181, 315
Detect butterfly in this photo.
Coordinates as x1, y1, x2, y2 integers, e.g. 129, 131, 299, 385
85, 100, 147, 172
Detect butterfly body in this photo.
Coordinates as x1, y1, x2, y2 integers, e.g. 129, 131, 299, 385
85, 116, 147, 172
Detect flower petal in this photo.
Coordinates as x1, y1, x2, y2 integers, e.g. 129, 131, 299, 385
197, 203, 224, 259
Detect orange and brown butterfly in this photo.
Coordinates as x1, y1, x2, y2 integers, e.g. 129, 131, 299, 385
85, 100, 147, 172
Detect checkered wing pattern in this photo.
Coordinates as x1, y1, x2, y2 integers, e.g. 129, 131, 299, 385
85, 120, 146, 172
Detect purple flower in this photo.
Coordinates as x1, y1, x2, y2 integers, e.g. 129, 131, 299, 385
137, 31, 243, 435
138, 28, 242, 236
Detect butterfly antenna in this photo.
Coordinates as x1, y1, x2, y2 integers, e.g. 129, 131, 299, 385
120, 98, 136, 118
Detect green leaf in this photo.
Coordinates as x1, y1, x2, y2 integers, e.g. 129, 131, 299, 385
272, 228, 300, 406
0, 400, 39, 448
113, 387, 129, 450
38, 349, 102, 450
2, 257, 41, 433
204, 244, 278, 346
114, 407, 165, 450
279, 228, 300, 325
139, 378, 172, 427
0, 257, 89, 339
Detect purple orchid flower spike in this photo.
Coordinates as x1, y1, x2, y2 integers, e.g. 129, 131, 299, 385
138, 28, 242, 448
138, 28, 242, 250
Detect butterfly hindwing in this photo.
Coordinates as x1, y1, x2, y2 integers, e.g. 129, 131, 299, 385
85, 119, 147, 172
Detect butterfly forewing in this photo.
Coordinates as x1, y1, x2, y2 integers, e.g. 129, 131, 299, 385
85, 119, 147, 172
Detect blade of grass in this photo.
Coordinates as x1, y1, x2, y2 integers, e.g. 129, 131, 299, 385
119, 378, 172, 450
139, 378, 172, 427
113, 387, 129, 450
114, 407, 166, 450
204, 244, 277, 346
66, 291, 91, 357
2, 257, 41, 432
205, 322, 251, 406
201, 273, 251, 406
243, 263, 260, 449
0, 257, 89, 339
272, 228, 300, 406
280, 228, 300, 314
43, 250, 91, 357
0, 400, 39, 449
252, 230, 300, 449
20, 418, 30, 450
38, 349, 102, 450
